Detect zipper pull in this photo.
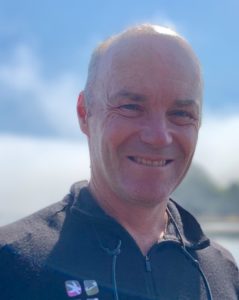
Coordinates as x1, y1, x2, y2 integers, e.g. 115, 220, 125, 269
145, 255, 152, 272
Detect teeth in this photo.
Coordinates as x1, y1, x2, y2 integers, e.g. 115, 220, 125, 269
132, 157, 168, 167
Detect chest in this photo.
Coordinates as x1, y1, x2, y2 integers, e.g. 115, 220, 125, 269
29, 241, 226, 300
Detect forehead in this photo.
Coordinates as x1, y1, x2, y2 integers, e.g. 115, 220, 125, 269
99, 34, 202, 102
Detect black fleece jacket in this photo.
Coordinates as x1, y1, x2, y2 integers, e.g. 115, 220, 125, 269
0, 181, 238, 300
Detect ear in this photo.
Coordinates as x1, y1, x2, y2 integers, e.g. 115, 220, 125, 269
77, 91, 89, 135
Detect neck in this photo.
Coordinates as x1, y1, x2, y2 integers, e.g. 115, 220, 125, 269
89, 181, 168, 255
119, 207, 168, 255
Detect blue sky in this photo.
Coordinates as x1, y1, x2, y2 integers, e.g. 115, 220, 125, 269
0, 0, 239, 224
1, 0, 239, 138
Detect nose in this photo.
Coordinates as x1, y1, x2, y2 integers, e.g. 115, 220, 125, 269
140, 115, 173, 147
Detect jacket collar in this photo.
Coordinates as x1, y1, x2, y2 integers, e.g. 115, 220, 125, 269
166, 200, 210, 249
69, 181, 210, 250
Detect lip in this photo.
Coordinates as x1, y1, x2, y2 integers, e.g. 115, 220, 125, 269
128, 156, 173, 167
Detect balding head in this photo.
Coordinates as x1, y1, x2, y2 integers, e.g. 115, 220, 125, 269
84, 24, 202, 111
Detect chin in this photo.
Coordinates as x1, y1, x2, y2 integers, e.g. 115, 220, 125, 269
129, 193, 168, 208
118, 182, 173, 207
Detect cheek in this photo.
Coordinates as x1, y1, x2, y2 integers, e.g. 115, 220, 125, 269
179, 126, 199, 157
88, 121, 105, 163
104, 117, 138, 145
88, 119, 121, 163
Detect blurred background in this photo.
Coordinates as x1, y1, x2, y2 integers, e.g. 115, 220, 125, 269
0, 0, 238, 263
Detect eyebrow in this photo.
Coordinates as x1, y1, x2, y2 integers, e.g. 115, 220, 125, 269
174, 99, 199, 108
109, 90, 147, 103
109, 92, 200, 110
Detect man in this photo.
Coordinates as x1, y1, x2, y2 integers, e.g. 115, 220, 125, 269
0, 24, 238, 300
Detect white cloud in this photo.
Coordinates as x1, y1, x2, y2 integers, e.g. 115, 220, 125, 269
194, 114, 239, 186
0, 44, 42, 91
0, 134, 90, 225
0, 44, 83, 137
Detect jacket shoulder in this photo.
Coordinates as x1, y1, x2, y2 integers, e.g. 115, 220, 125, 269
209, 239, 239, 268
0, 195, 72, 258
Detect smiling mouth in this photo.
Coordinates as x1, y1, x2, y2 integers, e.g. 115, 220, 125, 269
128, 156, 173, 167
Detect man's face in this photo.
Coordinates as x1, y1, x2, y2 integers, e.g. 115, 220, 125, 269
84, 35, 202, 207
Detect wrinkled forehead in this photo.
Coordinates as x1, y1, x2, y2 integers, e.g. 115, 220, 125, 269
99, 34, 202, 97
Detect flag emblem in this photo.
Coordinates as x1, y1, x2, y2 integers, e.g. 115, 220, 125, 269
65, 280, 82, 297
84, 280, 99, 296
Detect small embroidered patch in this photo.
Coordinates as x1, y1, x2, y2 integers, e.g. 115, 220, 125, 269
83, 280, 99, 296
65, 280, 82, 297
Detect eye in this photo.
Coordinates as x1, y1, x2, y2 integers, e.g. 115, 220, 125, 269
171, 110, 194, 118
116, 103, 144, 118
168, 110, 198, 125
119, 104, 142, 111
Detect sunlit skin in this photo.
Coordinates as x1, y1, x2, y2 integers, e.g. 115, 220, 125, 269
78, 31, 202, 254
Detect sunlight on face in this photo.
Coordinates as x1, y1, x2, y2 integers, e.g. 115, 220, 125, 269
86, 33, 202, 207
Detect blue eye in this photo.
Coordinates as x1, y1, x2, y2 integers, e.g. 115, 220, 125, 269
170, 110, 194, 119
167, 109, 199, 125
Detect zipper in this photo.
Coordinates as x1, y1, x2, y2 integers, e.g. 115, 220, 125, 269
145, 255, 152, 272
144, 254, 158, 299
